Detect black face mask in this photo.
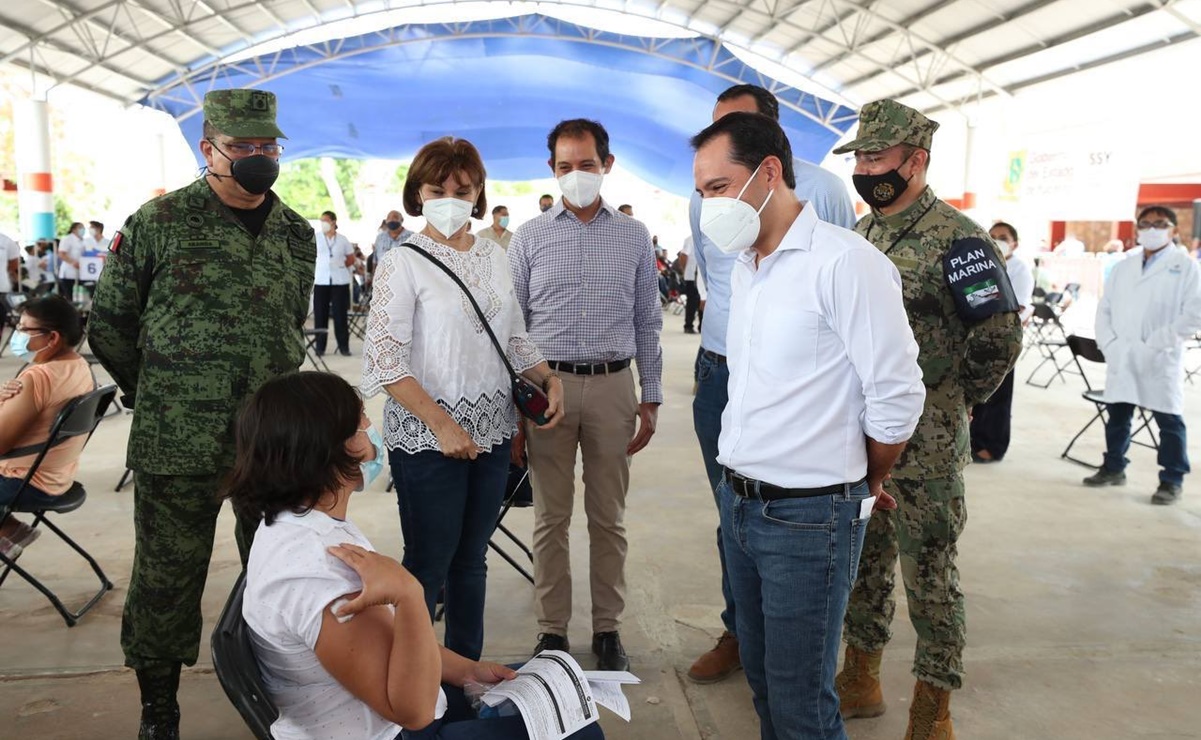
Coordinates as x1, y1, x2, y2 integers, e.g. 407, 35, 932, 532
539, 204, 552, 213
208, 140, 280, 195
385, 220, 402, 231
853, 168, 910, 210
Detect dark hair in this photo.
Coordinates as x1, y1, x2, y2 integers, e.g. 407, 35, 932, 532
690, 112, 796, 190
88, 221, 104, 232
1137, 205, 1177, 226
492, 205, 507, 215
403, 137, 488, 219
716, 84, 780, 121
202, 120, 218, 139
991, 221, 1019, 243
19, 295, 83, 346
66, 222, 83, 234
618, 204, 632, 212
539, 194, 554, 202
223, 372, 363, 525
322, 211, 337, 223
547, 119, 611, 164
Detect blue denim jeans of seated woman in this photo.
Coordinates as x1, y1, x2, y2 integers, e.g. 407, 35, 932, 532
0, 475, 59, 509
399, 685, 605, 740
390, 439, 512, 661
719, 478, 872, 740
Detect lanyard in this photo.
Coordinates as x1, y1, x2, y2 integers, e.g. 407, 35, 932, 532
868, 199, 936, 255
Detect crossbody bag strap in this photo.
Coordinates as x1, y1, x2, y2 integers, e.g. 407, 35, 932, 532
401, 242, 520, 382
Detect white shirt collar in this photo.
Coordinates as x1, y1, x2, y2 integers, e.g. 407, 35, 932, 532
273, 507, 344, 536
735, 203, 819, 268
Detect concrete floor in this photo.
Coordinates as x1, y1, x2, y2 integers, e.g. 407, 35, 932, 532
2, 316, 1200, 739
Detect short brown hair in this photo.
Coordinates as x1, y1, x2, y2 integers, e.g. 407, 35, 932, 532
403, 137, 487, 219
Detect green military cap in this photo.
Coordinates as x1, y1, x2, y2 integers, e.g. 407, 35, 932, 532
832, 99, 939, 155
202, 88, 286, 139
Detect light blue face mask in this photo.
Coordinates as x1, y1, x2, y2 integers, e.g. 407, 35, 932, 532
8, 331, 46, 361
498, 216, 510, 229
356, 424, 387, 491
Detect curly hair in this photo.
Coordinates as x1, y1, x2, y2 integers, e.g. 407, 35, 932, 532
223, 372, 363, 525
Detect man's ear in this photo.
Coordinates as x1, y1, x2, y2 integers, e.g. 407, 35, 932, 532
547, 157, 555, 174
763, 156, 783, 187
603, 155, 615, 174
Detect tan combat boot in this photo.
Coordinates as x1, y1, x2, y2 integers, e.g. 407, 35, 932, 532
904, 680, 956, 740
834, 645, 886, 718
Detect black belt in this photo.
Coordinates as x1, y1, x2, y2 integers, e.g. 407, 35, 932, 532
724, 468, 865, 501
548, 359, 631, 375
701, 349, 726, 364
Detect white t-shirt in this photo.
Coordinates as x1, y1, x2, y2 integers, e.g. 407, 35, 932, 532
85, 234, 110, 254
244, 509, 447, 740
1006, 256, 1035, 323
0, 233, 20, 292
57, 233, 85, 280
680, 236, 698, 281
315, 232, 355, 286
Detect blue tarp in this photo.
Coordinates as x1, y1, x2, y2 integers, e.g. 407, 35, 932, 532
144, 14, 857, 196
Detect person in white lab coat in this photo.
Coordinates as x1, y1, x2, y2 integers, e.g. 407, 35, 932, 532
1083, 206, 1201, 504
970, 221, 1035, 462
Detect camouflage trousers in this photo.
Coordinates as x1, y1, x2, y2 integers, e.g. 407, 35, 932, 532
121, 472, 257, 671
843, 474, 967, 690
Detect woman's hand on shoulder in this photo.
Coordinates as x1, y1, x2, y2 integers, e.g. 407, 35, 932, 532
326, 543, 422, 616
0, 378, 24, 402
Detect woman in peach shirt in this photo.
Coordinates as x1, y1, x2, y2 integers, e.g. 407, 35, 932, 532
0, 295, 93, 558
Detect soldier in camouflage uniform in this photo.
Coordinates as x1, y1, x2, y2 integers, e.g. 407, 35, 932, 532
89, 89, 315, 740
830, 100, 1023, 740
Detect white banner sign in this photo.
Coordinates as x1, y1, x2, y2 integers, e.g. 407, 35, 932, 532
999, 133, 1139, 221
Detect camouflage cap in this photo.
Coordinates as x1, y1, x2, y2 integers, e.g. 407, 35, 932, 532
202, 89, 286, 139
832, 99, 939, 155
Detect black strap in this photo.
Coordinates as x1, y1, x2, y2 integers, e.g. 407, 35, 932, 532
401, 242, 520, 383
869, 199, 937, 255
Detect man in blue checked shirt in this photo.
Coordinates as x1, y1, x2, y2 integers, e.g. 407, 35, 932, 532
509, 118, 663, 673
686, 84, 858, 685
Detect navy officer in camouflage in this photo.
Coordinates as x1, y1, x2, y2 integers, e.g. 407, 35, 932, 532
831, 99, 1022, 740
89, 89, 315, 740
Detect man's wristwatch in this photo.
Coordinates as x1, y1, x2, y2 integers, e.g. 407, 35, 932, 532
542, 371, 560, 393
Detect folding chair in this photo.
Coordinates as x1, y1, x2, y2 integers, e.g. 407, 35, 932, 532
1025, 303, 1074, 388
1061, 336, 1158, 468
1185, 333, 1201, 386
489, 464, 534, 585
303, 329, 331, 372
0, 293, 27, 358
212, 570, 278, 740
0, 384, 118, 626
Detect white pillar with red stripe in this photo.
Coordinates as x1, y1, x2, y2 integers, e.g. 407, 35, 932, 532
16, 98, 54, 244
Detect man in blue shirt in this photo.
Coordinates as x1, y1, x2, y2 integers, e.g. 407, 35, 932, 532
686, 84, 858, 684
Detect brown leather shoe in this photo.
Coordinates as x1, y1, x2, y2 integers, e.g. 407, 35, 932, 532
904, 680, 956, 740
686, 631, 741, 684
835, 645, 886, 719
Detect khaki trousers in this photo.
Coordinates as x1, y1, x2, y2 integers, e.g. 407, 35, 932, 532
525, 367, 638, 635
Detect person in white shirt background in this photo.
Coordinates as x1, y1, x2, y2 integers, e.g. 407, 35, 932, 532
676, 235, 703, 335
691, 111, 924, 740
313, 210, 356, 357
0, 231, 19, 329
476, 205, 513, 250
56, 221, 86, 299
1083, 205, 1201, 505
84, 220, 111, 253
969, 221, 1036, 463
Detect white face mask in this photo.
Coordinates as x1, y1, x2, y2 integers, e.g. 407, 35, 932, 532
1137, 227, 1172, 252
558, 170, 604, 209
423, 198, 474, 238
699, 161, 774, 254
993, 238, 1013, 258
320, 221, 333, 234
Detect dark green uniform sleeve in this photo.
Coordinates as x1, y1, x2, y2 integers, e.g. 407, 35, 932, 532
960, 310, 1022, 407
89, 218, 152, 406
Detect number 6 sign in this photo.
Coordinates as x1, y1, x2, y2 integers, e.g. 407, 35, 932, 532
80, 256, 105, 280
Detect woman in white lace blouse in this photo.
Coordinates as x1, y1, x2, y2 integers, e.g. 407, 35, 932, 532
362, 137, 563, 661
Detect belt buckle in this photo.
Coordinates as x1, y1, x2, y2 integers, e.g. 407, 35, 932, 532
576, 362, 588, 375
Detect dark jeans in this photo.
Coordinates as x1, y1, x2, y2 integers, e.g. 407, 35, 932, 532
400, 685, 605, 739
1102, 402, 1190, 486
391, 439, 512, 661
1, 475, 59, 509
720, 479, 871, 740
57, 278, 75, 300
683, 280, 703, 330
692, 348, 735, 635
312, 283, 350, 353
970, 369, 1015, 460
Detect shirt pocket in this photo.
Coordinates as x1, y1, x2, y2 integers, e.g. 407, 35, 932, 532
756, 301, 820, 380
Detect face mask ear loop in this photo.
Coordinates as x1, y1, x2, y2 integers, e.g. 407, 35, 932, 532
735, 160, 765, 201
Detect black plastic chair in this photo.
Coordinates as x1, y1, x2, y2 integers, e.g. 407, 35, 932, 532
0, 384, 117, 626
1061, 336, 1158, 468
303, 329, 331, 372
212, 570, 278, 740
0, 293, 26, 358
1025, 303, 1074, 388
489, 464, 534, 585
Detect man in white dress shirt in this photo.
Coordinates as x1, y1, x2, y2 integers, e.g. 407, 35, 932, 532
57, 221, 86, 299
691, 112, 925, 739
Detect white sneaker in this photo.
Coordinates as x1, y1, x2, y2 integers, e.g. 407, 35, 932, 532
0, 536, 23, 560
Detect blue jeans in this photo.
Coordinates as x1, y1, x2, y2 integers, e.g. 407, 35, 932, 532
719, 478, 871, 740
692, 348, 735, 634
0, 475, 58, 509
391, 439, 512, 661
400, 685, 605, 739
1102, 403, 1190, 486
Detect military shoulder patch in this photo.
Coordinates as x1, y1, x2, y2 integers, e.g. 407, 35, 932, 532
109, 231, 124, 254
943, 237, 1019, 323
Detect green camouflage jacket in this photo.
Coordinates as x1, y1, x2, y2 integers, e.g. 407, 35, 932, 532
856, 186, 1022, 479
89, 178, 316, 475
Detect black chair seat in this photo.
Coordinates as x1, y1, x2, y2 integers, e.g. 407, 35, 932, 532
11, 482, 87, 514
1082, 389, 1105, 403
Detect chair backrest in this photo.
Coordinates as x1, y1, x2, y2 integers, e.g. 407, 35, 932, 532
1032, 303, 1060, 325
1067, 335, 1105, 364
212, 570, 278, 740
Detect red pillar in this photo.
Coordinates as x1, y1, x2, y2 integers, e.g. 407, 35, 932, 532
1114, 221, 1134, 250
1049, 221, 1066, 249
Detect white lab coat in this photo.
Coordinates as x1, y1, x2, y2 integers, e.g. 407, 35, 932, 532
1095, 246, 1201, 414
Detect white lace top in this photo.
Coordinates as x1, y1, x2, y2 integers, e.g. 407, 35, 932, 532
361, 234, 543, 454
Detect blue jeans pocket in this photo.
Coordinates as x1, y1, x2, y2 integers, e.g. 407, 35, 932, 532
694, 348, 714, 383
849, 516, 869, 582
761, 496, 834, 531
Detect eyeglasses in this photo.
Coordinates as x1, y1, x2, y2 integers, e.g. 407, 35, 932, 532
1137, 220, 1173, 230
212, 140, 284, 157
17, 327, 48, 336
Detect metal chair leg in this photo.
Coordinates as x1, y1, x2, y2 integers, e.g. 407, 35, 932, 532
1062, 406, 1106, 468
0, 512, 113, 627
115, 468, 134, 492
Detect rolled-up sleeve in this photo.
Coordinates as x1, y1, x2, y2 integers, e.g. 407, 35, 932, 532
360, 251, 416, 397
828, 247, 926, 444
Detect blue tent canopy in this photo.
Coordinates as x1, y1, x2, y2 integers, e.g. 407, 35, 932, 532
143, 14, 858, 197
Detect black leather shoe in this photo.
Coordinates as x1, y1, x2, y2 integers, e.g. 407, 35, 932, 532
592, 631, 630, 671
1082, 469, 1126, 487
338, 348, 352, 357
1151, 482, 1182, 505
137, 713, 180, 740
534, 632, 570, 655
